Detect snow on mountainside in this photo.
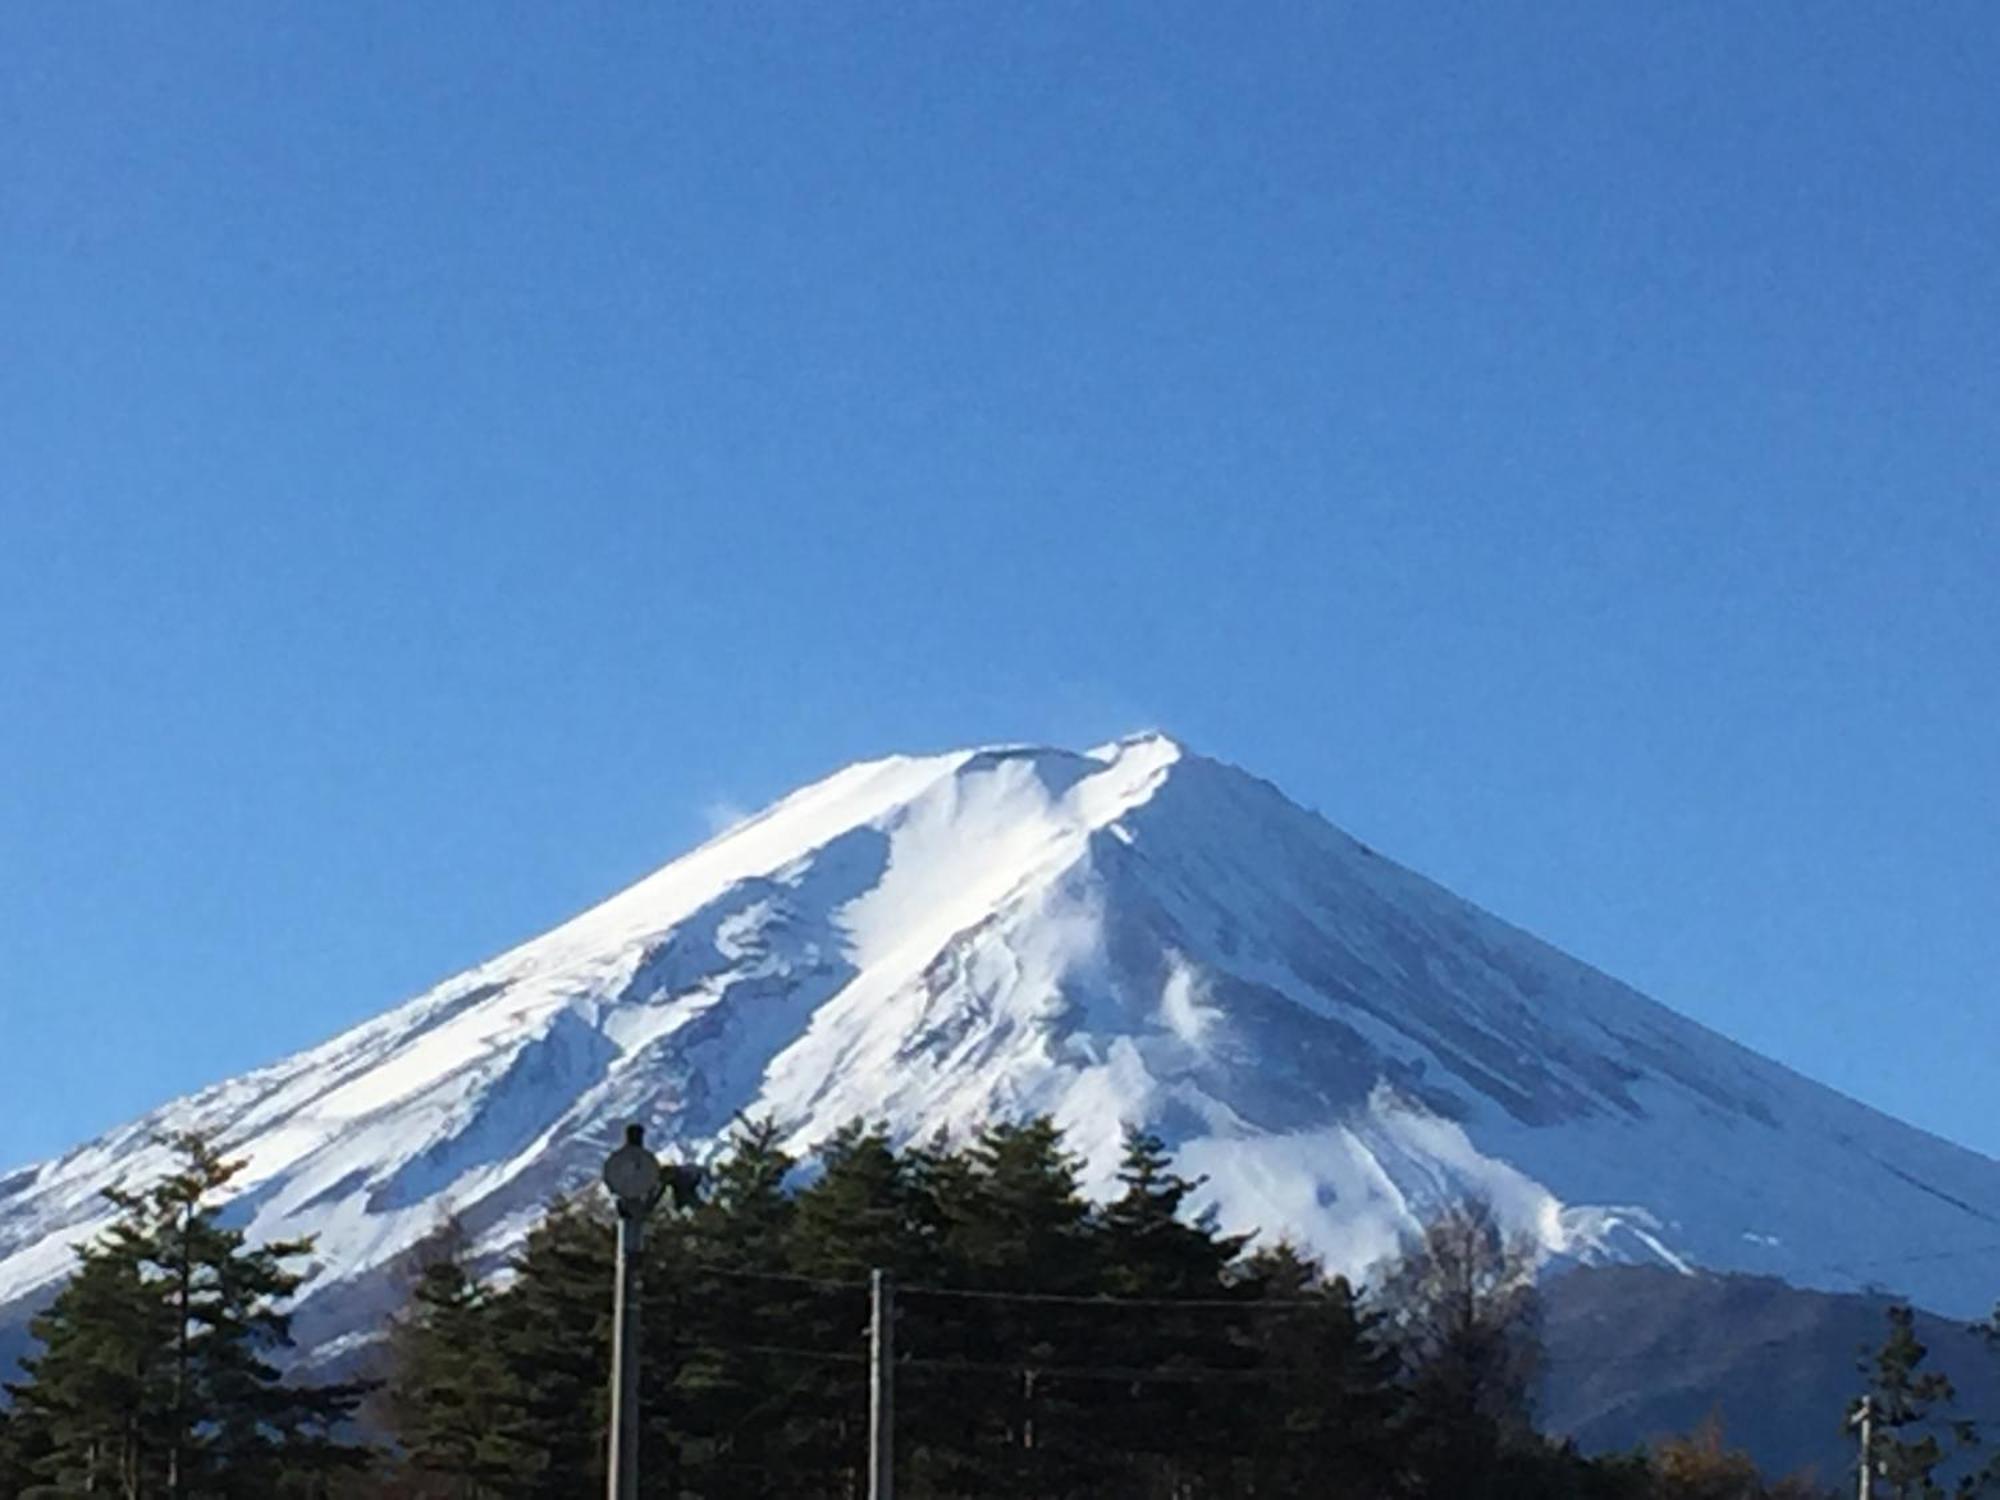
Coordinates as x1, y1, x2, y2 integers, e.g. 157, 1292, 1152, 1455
4, 734, 1998, 1356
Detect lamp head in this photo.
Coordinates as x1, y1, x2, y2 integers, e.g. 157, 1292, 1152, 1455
602, 1123, 663, 1209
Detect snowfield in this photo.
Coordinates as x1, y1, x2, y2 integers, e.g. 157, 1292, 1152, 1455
4, 734, 1997, 1353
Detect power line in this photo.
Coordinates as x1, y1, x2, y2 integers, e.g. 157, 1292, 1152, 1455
673, 1258, 1348, 1312
674, 1262, 864, 1293
657, 1332, 1344, 1386
664, 1238, 2000, 1309
674, 1323, 1990, 1385
651, 1247, 2000, 1365
895, 1354, 1312, 1385
900, 1283, 1332, 1312
725, 1342, 869, 1367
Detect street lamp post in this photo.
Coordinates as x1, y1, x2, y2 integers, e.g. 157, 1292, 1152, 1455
602, 1124, 665, 1500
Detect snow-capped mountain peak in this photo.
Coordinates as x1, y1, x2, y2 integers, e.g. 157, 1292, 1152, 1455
4, 735, 1997, 1354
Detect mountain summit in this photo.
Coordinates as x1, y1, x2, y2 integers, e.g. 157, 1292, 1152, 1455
4, 735, 1996, 1355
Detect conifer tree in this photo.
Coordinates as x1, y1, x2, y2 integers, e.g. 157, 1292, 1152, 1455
783, 1122, 921, 1495
1093, 1127, 1252, 1494
6, 1228, 168, 1496
1241, 1241, 1402, 1496
355, 1114, 1874, 1500
381, 1228, 513, 1499
4, 1132, 369, 1499
1861, 1304, 1960, 1500
1099, 1129, 1244, 1296
485, 1198, 613, 1500
0, 1401, 38, 1497
672, 1116, 805, 1497
790, 1122, 920, 1282
933, 1117, 1100, 1496
881, 1130, 984, 1499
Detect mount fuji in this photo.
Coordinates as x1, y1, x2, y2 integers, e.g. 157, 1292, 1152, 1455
4, 734, 1996, 1364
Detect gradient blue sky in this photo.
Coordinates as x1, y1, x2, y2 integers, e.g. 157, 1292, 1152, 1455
3, 4, 1995, 1168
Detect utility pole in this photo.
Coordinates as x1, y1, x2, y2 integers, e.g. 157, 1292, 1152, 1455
869, 1268, 895, 1500
1850, 1395, 1875, 1500
603, 1124, 664, 1500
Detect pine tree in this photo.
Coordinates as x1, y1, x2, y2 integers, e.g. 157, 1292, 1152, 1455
486, 1198, 613, 1500
1861, 1304, 1960, 1500
360, 1113, 1831, 1500
1241, 1241, 1402, 1497
886, 1130, 987, 1500
1093, 1127, 1253, 1496
929, 1117, 1100, 1497
6, 1227, 169, 1496
671, 1116, 806, 1498
0, 1400, 41, 1497
1953, 1304, 2000, 1498
381, 1228, 514, 1499
1099, 1129, 1245, 1296
790, 1121, 920, 1282
4, 1132, 370, 1499
783, 1122, 922, 1497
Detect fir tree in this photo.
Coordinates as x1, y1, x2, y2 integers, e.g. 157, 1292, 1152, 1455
1860, 1304, 1960, 1500
1098, 1128, 1245, 1296
485, 1198, 613, 1500
0, 1401, 40, 1497
357, 1114, 1868, 1500
1241, 1241, 1402, 1497
672, 1116, 806, 1497
6, 1228, 168, 1497
5, 1132, 369, 1499
930, 1117, 1099, 1497
381, 1227, 513, 1499
790, 1121, 920, 1282
783, 1122, 923, 1496
1093, 1127, 1253, 1496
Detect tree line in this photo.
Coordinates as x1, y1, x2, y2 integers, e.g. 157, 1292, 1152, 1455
2, 1119, 1993, 1498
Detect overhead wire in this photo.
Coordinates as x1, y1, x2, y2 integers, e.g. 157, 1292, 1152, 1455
642, 1240, 2000, 1388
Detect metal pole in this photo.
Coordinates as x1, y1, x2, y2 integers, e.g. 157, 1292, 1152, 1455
602, 1124, 663, 1500
609, 1206, 644, 1500
869, 1268, 895, 1500
1852, 1396, 1874, 1500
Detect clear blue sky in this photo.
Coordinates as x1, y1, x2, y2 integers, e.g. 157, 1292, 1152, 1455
2, 4, 1994, 1169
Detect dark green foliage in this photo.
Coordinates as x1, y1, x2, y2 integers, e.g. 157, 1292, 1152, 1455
1860, 1304, 1961, 1500
379, 1226, 515, 1498
1086, 1128, 1253, 1496
383, 1198, 617, 1500
362, 1117, 1845, 1499
2, 1131, 370, 1498
0, 1403, 39, 1497
1239, 1241, 1403, 1495
668, 1116, 808, 1494
910, 1116, 1102, 1497
8, 1227, 165, 1496
1962, 1304, 2000, 1496
6, 1117, 1870, 1500
781, 1121, 923, 1492
492, 1198, 617, 1498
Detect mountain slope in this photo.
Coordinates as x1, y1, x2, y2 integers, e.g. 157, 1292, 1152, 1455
1542, 1265, 2000, 1482
3, 734, 1996, 1361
